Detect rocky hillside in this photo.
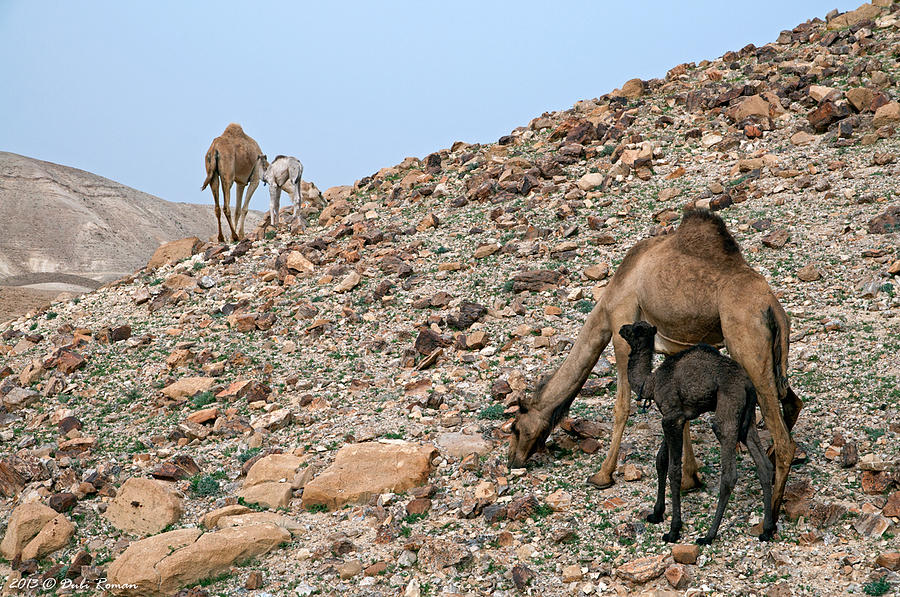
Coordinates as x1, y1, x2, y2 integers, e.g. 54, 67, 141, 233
2, 3, 900, 596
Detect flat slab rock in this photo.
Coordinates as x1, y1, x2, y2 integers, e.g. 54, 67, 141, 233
106, 524, 289, 596
1, 502, 74, 561
301, 441, 437, 511
435, 432, 493, 459
616, 553, 670, 583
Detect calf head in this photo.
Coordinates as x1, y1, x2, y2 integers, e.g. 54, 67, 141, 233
618, 321, 657, 351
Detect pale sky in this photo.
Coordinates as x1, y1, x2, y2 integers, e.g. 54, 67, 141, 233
0, 1, 861, 212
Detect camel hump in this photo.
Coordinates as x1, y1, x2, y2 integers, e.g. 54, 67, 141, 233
273, 155, 288, 162
673, 209, 742, 260
223, 123, 245, 135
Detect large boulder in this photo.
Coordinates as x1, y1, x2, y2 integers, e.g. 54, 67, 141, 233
104, 477, 184, 535
302, 442, 437, 511
106, 525, 290, 596
20, 513, 74, 560
1, 502, 59, 560
147, 237, 203, 270
827, 3, 882, 29
435, 433, 493, 459
873, 102, 900, 128
244, 454, 304, 488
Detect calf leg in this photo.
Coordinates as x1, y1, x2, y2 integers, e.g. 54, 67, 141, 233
647, 438, 668, 524
269, 186, 281, 227
662, 417, 684, 543
681, 423, 704, 491
744, 425, 776, 541
698, 415, 738, 545
209, 177, 224, 242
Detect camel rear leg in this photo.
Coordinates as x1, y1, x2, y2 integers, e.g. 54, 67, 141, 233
727, 339, 795, 522
209, 176, 225, 242
681, 423, 704, 491
220, 178, 239, 242
291, 176, 308, 230
239, 177, 259, 238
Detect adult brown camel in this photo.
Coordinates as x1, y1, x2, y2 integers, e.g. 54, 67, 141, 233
201, 123, 264, 242
508, 209, 802, 523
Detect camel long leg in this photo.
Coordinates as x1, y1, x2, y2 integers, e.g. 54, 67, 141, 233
240, 177, 259, 238
292, 176, 307, 229
220, 177, 238, 242
209, 176, 224, 242
234, 183, 247, 240
726, 335, 795, 522
681, 423, 704, 490
589, 329, 632, 488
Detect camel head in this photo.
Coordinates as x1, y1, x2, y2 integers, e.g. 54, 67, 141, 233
508, 374, 555, 469
258, 154, 270, 183
618, 321, 656, 352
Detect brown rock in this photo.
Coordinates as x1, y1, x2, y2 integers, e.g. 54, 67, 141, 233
0, 503, 58, 560
285, 251, 314, 274
301, 442, 436, 510
151, 456, 201, 482
869, 206, 900, 234
161, 377, 215, 400
730, 95, 771, 121
807, 101, 847, 133
20, 514, 74, 560
873, 102, 900, 128
406, 498, 432, 516
762, 229, 790, 249
511, 269, 563, 292
416, 213, 439, 232
147, 237, 203, 270
104, 477, 184, 536
846, 87, 875, 112
337, 560, 363, 580
616, 553, 669, 583
827, 3, 881, 29
862, 470, 896, 495
199, 505, 251, 529
562, 564, 583, 583
334, 271, 361, 293
48, 492, 77, 513
841, 441, 859, 468
584, 263, 609, 280
882, 492, 900, 518
106, 524, 289, 596
671, 543, 699, 564
474, 243, 500, 259
512, 564, 536, 590
665, 564, 690, 589
238, 482, 293, 510
796, 264, 822, 282
854, 513, 892, 538
619, 78, 645, 99
876, 552, 900, 571
245, 570, 263, 590
507, 494, 540, 521
244, 454, 303, 489
417, 537, 472, 572
623, 463, 643, 481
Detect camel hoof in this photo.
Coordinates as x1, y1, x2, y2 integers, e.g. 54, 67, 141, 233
696, 536, 714, 545
758, 530, 775, 542
646, 513, 664, 524
680, 472, 704, 492
587, 472, 614, 489
662, 531, 680, 543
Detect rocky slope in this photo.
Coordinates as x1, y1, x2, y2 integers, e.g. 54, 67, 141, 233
2, 3, 900, 596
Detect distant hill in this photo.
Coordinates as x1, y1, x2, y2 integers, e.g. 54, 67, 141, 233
0, 151, 243, 284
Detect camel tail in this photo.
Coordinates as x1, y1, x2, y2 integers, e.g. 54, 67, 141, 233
764, 305, 789, 399
201, 150, 218, 190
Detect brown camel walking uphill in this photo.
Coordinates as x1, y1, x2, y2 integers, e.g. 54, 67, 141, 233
201, 123, 265, 242
508, 209, 803, 523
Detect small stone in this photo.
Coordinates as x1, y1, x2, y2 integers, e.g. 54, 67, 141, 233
545, 489, 572, 512
512, 564, 536, 590
762, 229, 790, 249
623, 463, 642, 482
671, 544, 699, 564
474, 243, 500, 259
616, 553, 668, 583
245, 570, 263, 590
334, 271, 361, 293
796, 264, 822, 282
337, 560, 363, 580
562, 564, 583, 582
584, 264, 609, 280
665, 564, 690, 589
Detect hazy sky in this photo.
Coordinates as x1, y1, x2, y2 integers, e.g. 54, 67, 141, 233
1, 1, 861, 212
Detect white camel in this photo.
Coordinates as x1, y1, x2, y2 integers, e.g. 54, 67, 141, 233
261, 155, 315, 228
